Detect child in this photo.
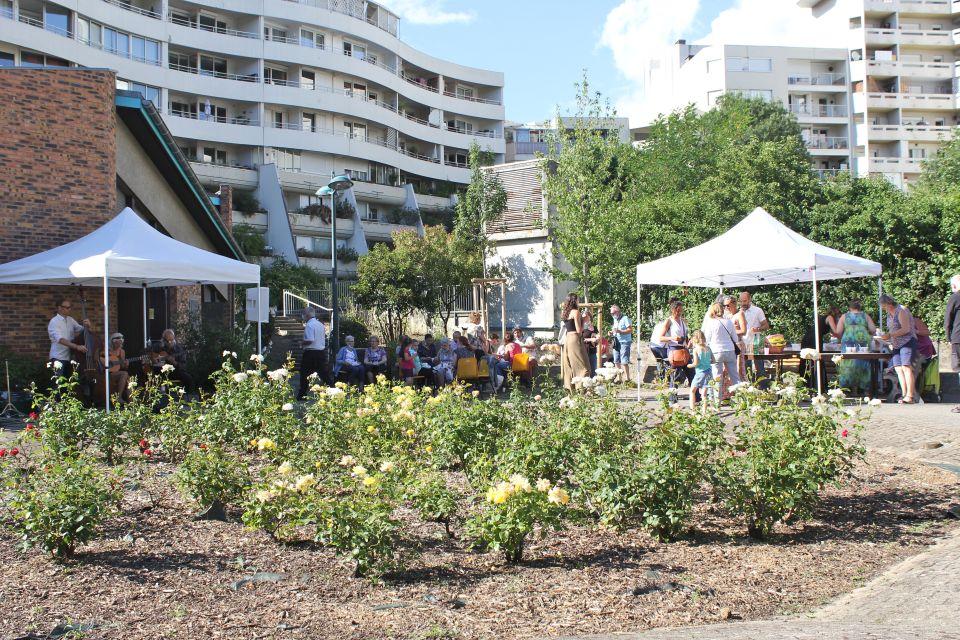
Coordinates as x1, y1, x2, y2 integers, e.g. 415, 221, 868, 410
688, 330, 713, 411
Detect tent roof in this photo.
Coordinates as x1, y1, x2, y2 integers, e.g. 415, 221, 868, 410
0, 208, 260, 288
635, 207, 882, 288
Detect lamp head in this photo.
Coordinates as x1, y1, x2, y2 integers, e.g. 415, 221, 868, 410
328, 174, 354, 191
315, 186, 334, 197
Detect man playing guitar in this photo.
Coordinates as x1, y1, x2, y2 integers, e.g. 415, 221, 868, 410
154, 329, 193, 393
47, 298, 91, 379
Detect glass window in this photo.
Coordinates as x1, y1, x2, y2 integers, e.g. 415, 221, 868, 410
104, 28, 129, 57
21, 51, 45, 67
44, 5, 70, 36
748, 58, 772, 72
202, 147, 227, 164
0, 0, 12, 18
302, 113, 316, 132
301, 70, 315, 90
169, 51, 192, 69
199, 55, 227, 77
0, 52, 14, 67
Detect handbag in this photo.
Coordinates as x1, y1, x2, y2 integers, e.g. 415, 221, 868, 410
722, 322, 742, 356
668, 347, 690, 367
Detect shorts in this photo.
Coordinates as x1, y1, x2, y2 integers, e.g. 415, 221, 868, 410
691, 369, 713, 389
952, 343, 960, 371
889, 338, 917, 368
613, 340, 632, 364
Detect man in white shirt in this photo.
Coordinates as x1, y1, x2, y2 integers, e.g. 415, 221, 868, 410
47, 298, 90, 378
739, 291, 770, 381
297, 307, 329, 400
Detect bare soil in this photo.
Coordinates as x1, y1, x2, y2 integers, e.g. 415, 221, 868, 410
1, 453, 958, 640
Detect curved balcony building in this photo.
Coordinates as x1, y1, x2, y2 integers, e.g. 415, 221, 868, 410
0, 0, 506, 271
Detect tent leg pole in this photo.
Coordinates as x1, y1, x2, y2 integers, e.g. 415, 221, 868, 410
103, 273, 110, 414
812, 268, 822, 397
878, 277, 884, 329
142, 284, 148, 349
636, 282, 641, 402
256, 277, 263, 355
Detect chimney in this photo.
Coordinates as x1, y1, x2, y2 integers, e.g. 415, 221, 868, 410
676, 39, 691, 66
217, 185, 233, 230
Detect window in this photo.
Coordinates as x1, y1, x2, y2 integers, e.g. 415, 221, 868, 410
169, 51, 192, 69
300, 29, 324, 48
343, 81, 366, 96
77, 18, 103, 46
20, 51, 45, 67
169, 10, 191, 26
202, 147, 227, 164
447, 119, 473, 133
104, 28, 130, 57
273, 148, 301, 171
199, 55, 227, 77
169, 101, 196, 117
343, 41, 366, 60
302, 113, 316, 132
0, 0, 12, 17
446, 151, 468, 166
132, 36, 160, 64
456, 85, 475, 99
733, 89, 773, 101
725, 57, 772, 72
0, 52, 13, 67
344, 122, 366, 139
117, 79, 160, 105
264, 25, 288, 41
299, 69, 315, 91
43, 5, 70, 36
200, 103, 226, 122
264, 67, 288, 85
273, 111, 284, 128
197, 14, 227, 34
366, 206, 380, 222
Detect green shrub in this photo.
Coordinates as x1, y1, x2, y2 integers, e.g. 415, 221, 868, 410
714, 383, 866, 539
30, 373, 105, 456
232, 190, 261, 214
410, 473, 459, 538
175, 445, 251, 513
242, 461, 315, 541
315, 487, 400, 578
465, 474, 569, 564
2, 449, 121, 559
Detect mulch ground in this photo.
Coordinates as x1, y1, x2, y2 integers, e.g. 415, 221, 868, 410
1, 453, 958, 640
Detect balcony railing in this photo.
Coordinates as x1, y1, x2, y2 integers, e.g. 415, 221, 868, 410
513, 141, 550, 155
168, 109, 259, 126
280, 0, 399, 38
442, 90, 502, 106
789, 104, 849, 117
814, 168, 847, 179
168, 14, 260, 39
787, 73, 846, 86
102, 0, 162, 20
805, 136, 849, 149
169, 62, 259, 82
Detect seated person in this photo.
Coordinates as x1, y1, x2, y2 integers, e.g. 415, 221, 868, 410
454, 335, 474, 359
335, 335, 365, 387
490, 334, 513, 389
435, 337, 458, 385
100, 332, 131, 403
363, 336, 388, 383
915, 318, 936, 362
513, 326, 537, 377
156, 329, 193, 393
398, 337, 422, 386
418, 333, 440, 380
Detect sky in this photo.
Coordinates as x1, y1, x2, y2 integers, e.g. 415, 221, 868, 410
381, 0, 848, 125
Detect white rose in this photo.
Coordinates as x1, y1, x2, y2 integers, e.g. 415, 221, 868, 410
161, 364, 175, 373
52, 360, 63, 371
267, 368, 289, 382
232, 372, 248, 383
128, 379, 138, 390
277, 461, 293, 476
828, 388, 846, 399
282, 403, 294, 411
250, 354, 264, 363
832, 355, 843, 365
379, 461, 395, 473
325, 387, 344, 397
307, 371, 319, 379
222, 350, 232, 357
869, 398, 882, 406
594, 385, 608, 397
339, 455, 356, 467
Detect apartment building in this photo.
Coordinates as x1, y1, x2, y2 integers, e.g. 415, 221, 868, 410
504, 116, 631, 163
800, 0, 960, 187
0, 0, 505, 274
642, 41, 853, 178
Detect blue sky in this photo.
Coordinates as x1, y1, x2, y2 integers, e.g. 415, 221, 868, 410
386, 0, 841, 125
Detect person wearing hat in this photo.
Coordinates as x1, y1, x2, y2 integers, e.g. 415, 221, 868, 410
100, 332, 131, 403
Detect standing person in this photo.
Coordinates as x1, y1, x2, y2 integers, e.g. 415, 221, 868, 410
739, 291, 770, 382
880, 294, 918, 404
297, 307, 328, 400
609, 304, 634, 383
702, 302, 741, 393
655, 299, 692, 388
364, 336, 388, 383
835, 299, 877, 395
47, 298, 90, 378
946, 275, 960, 413
687, 330, 713, 411
582, 310, 599, 377
561, 293, 591, 391
158, 329, 194, 393
461, 311, 483, 339
723, 295, 747, 381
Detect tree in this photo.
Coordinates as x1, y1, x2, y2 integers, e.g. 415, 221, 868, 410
541, 73, 636, 303
352, 232, 424, 344
416, 226, 483, 330
454, 143, 507, 258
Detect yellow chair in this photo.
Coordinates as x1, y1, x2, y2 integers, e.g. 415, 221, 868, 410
478, 359, 491, 379
456, 357, 479, 383
511, 353, 530, 374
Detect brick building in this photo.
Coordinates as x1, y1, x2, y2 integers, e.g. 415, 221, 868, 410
0, 67, 244, 371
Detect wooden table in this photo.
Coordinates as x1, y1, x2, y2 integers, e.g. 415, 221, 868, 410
751, 350, 801, 381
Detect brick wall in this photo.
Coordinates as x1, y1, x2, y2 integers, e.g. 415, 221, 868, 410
0, 69, 118, 363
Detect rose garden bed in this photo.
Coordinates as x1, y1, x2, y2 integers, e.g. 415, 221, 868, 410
1, 362, 958, 639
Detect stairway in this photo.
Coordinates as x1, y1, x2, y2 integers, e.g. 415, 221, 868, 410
268, 315, 304, 370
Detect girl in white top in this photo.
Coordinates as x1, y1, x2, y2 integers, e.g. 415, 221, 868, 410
702, 302, 741, 388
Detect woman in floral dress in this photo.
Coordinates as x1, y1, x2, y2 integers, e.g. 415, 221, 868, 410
834, 299, 877, 394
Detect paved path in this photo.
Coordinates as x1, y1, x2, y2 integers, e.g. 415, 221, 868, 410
587, 391, 960, 640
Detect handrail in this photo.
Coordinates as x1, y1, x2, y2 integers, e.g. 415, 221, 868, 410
168, 109, 260, 126
11, 11, 163, 65
168, 14, 260, 39
102, 0, 162, 20
169, 62, 259, 82
442, 90, 501, 105
282, 290, 333, 317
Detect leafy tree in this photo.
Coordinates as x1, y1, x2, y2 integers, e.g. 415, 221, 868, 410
454, 143, 507, 252
416, 226, 483, 330
352, 231, 425, 343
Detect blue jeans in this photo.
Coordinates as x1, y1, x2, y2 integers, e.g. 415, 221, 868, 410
613, 340, 632, 364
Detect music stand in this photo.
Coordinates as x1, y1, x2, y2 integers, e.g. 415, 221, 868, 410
0, 360, 23, 418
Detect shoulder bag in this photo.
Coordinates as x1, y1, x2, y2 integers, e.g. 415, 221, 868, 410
721, 320, 742, 356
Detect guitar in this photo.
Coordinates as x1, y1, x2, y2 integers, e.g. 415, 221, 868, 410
104, 354, 153, 374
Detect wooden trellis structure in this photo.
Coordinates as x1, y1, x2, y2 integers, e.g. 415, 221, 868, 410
471, 278, 507, 340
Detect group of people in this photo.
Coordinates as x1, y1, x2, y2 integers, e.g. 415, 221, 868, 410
48, 297, 193, 403
295, 308, 541, 399
559, 294, 634, 390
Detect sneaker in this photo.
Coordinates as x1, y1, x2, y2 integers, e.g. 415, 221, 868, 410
952, 405, 960, 414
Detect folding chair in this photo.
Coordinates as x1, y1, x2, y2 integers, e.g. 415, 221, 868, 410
511, 352, 532, 386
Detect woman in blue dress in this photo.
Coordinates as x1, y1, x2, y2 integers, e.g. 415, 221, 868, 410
834, 299, 877, 394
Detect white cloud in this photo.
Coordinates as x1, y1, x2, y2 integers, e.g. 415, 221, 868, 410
600, 0, 848, 125
380, 0, 475, 25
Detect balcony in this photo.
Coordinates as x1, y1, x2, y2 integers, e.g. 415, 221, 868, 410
101, 0, 162, 19
867, 123, 954, 141
869, 156, 928, 173
787, 73, 846, 87
167, 13, 259, 39
866, 91, 954, 109
865, 58, 953, 78
864, 0, 951, 15
815, 168, 849, 179
865, 26, 954, 46
789, 104, 849, 119
279, 0, 399, 38
805, 136, 849, 150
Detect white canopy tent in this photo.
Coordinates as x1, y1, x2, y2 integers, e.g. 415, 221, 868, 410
635, 207, 883, 395
0, 208, 262, 411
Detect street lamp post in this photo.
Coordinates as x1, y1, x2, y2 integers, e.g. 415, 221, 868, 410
316, 174, 353, 359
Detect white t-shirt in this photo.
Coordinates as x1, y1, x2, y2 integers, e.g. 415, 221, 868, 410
48, 313, 81, 360
702, 317, 738, 353
649, 320, 666, 346
303, 317, 326, 351
741, 305, 767, 335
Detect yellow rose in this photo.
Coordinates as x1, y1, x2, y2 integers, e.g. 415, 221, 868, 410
536, 479, 552, 492
548, 486, 570, 506
379, 461, 395, 473
351, 465, 368, 477
277, 461, 293, 476
362, 475, 379, 488
367, 425, 376, 434
509, 474, 532, 492
406, 429, 415, 437
425, 445, 433, 453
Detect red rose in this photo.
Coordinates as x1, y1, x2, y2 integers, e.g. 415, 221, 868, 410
199, 443, 207, 450
841, 429, 849, 438
143, 449, 153, 457
9, 448, 18, 456
25, 424, 34, 431
28, 412, 37, 420
139, 439, 149, 449
0, 449, 6, 457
